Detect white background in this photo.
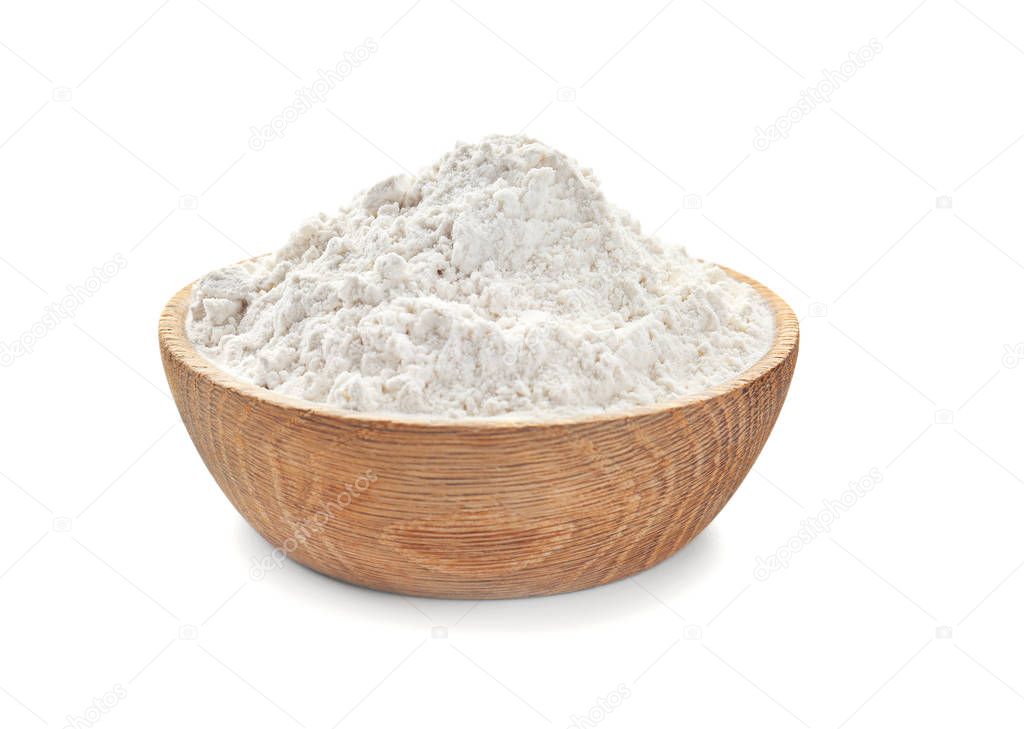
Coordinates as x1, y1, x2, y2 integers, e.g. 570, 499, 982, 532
2, 1, 1023, 727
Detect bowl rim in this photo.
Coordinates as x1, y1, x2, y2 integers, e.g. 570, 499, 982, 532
159, 266, 799, 430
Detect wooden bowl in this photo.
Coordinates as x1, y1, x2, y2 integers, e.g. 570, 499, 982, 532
159, 268, 798, 599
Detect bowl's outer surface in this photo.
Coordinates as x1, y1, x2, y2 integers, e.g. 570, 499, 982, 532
159, 270, 798, 599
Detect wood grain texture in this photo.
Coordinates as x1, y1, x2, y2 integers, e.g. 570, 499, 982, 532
159, 268, 799, 599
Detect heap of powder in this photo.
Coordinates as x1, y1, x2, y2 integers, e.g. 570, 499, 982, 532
187, 135, 773, 419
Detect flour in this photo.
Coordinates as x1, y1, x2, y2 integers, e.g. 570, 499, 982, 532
187, 135, 773, 419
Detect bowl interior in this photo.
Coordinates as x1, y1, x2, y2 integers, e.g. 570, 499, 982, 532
160, 266, 799, 430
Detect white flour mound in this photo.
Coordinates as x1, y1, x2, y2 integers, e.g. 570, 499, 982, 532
187, 135, 773, 419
